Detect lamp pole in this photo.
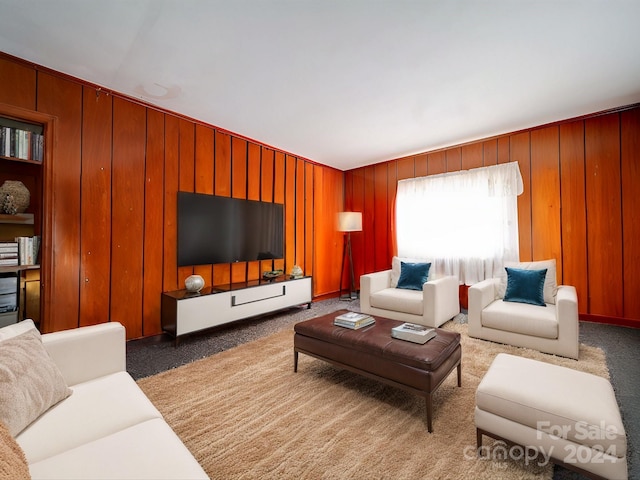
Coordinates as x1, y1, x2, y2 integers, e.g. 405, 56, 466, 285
337, 212, 362, 301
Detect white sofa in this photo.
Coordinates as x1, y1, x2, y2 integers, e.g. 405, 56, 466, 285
360, 257, 460, 328
1, 320, 208, 480
468, 259, 579, 359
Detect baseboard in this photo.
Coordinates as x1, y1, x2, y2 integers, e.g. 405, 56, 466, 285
580, 313, 640, 329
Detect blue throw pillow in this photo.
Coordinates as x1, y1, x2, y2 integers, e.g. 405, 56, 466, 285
503, 267, 547, 306
396, 262, 431, 291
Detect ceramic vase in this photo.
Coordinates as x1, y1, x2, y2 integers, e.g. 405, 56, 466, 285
184, 274, 205, 293
0, 180, 30, 214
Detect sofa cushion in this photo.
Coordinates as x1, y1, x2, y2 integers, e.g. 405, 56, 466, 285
0, 420, 30, 480
17, 371, 162, 464
498, 259, 558, 304
0, 328, 72, 437
397, 262, 431, 291
0, 319, 37, 341
503, 267, 546, 306
370, 288, 423, 316
390, 256, 434, 287
27, 418, 209, 480
481, 299, 558, 339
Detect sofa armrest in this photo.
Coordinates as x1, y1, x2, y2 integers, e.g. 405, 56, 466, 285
42, 322, 126, 387
423, 275, 461, 327
468, 278, 500, 331
555, 285, 579, 359
361, 270, 391, 293
360, 270, 391, 312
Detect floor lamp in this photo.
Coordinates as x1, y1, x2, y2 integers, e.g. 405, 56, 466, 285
337, 212, 362, 301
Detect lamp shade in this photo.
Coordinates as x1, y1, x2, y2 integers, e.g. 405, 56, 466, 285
337, 212, 362, 232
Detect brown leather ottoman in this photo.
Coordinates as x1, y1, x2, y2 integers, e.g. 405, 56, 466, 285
294, 310, 461, 432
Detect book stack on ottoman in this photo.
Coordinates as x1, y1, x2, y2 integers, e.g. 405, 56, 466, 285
333, 311, 375, 330
391, 322, 436, 344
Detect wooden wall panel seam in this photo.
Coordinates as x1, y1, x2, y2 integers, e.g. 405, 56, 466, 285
556, 126, 563, 284
582, 119, 590, 313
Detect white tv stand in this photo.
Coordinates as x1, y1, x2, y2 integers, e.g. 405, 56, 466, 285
161, 276, 312, 344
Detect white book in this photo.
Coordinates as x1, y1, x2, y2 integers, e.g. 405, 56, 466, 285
4, 127, 12, 156
391, 323, 436, 344
15, 236, 35, 265
334, 311, 371, 324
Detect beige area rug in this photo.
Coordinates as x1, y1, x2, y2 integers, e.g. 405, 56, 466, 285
138, 323, 608, 480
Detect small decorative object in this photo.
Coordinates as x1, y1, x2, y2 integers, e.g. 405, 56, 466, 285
0, 180, 30, 214
184, 274, 205, 293
262, 269, 284, 281
3, 195, 18, 215
290, 265, 303, 279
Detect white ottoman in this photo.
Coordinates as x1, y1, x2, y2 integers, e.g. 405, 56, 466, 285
475, 353, 627, 480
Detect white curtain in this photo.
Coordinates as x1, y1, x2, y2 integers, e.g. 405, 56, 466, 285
395, 161, 523, 285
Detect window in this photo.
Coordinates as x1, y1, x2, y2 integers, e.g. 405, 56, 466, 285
395, 161, 523, 285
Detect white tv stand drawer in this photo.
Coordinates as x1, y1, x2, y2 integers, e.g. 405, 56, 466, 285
161, 276, 312, 343
231, 281, 286, 306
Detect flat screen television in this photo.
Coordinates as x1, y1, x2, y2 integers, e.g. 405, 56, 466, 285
177, 192, 284, 266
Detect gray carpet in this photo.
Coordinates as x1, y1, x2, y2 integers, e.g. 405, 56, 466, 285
126, 298, 639, 480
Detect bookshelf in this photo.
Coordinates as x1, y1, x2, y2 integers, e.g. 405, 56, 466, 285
0, 110, 45, 327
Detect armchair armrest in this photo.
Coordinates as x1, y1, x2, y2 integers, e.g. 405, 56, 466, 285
555, 285, 579, 359
556, 284, 578, 312
42, 322, 126, 387
360, 270, 391, 312
423, 275, 461, 327
468, 278, 500, 331
361, 270, 391, 294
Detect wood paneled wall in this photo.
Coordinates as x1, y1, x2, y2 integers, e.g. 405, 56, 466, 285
2, 52, 638, 330
345, 106, 640, 327
0, 54, 344, 339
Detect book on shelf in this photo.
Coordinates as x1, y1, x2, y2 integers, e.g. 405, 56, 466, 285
15, 235, 40, 266
0, 125, 44, 161
391, 323, 436, 344
0, 242, 18, 252
334, 311, 375, 330
0, 241, 19, 266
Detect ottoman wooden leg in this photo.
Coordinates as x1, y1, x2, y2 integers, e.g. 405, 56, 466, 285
294, 350, 298, 372
426, 395, 433, 433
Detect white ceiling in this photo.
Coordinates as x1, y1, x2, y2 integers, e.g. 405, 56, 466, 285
1, 1, 639, 171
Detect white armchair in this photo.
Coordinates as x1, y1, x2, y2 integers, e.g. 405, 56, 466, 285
468, 259, 579, 359
360, 257, 460, 328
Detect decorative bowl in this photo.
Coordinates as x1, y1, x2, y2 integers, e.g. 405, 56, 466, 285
262, 269, 284, 280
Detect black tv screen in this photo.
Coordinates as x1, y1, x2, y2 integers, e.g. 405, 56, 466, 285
177, 192, 284, 266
